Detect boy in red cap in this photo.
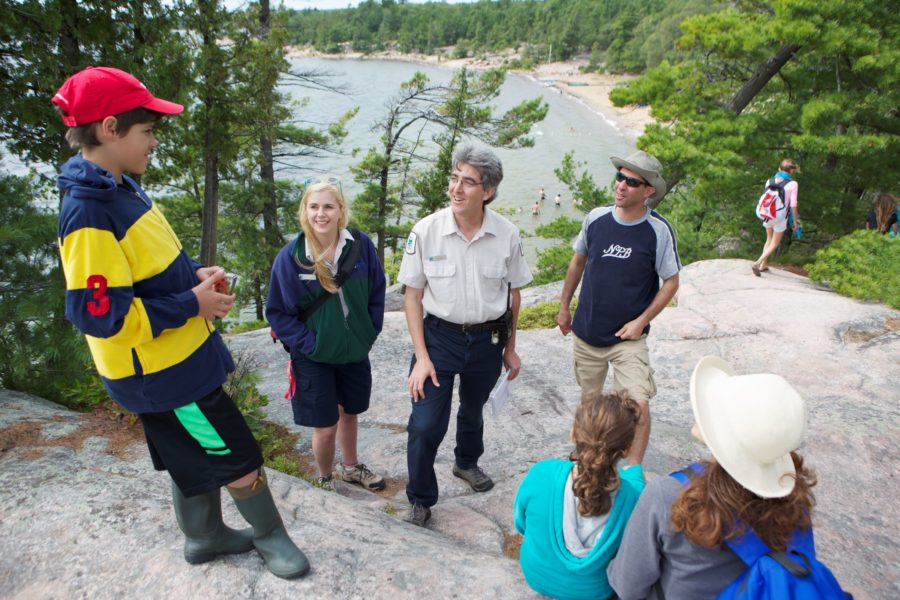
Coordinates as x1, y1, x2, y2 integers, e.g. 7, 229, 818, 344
54, 66, 310, 579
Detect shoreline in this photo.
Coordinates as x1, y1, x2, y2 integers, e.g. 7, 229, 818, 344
287, 46, 654, 143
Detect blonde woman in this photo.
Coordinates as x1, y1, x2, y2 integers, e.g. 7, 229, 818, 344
266, 179, 386, 491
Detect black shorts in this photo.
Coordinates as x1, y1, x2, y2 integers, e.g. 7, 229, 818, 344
290, 355, 372, 428
139, 387, 263, 497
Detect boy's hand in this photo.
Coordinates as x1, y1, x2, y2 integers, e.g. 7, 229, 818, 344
196, 266, 223, 282
193, 272, 234, 319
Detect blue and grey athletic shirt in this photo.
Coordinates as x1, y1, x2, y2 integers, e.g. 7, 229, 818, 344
572, 205, 681, 347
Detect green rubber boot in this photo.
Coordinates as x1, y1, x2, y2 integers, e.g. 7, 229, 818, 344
171, 481, 255, 564
228, 469, 311, 579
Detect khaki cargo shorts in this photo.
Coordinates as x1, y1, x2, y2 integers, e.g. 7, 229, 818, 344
572, 333, 657, 401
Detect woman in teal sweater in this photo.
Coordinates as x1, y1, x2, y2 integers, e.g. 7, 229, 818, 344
514, 391, 645, 600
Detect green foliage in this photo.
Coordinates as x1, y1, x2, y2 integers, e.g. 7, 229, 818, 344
532, 245, 575, 286
609, 0, 900, 252
554, 152, 614, 212
518, 299, 577, 330
660, 185, 738, 265
535, 216, 582, 241
225, 348, 305, 477
806, 231, 900, 309
57, 372, 109, 412
225, 319, 269, 334
284, 0, 717, 74
0, 174, 92, 403
531, 216, 581, 287
0, 0, 182, 175
383, 251, 404, 287
266, 453, 304, 479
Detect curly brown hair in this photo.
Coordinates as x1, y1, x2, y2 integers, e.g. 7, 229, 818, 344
671, 453, 817, 551
569, 391, 640, 518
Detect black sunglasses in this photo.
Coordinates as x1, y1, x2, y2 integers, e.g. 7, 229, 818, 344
615, 171, 650, 188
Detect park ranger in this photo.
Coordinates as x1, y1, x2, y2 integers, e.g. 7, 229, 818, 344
398, 142, 533, 527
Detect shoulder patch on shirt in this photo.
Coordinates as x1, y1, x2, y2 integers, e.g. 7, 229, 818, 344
405, 232, 417, 255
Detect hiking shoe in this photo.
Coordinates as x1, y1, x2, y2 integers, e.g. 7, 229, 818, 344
452, 464, 494, 492
339, 463, 385, 491
313, 475, 335, 492
751, 263, 761, 277
403, 503, 431, 527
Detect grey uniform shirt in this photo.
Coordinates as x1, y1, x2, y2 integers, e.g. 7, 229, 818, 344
398, 207, 532, 324
607, 475, 745, 600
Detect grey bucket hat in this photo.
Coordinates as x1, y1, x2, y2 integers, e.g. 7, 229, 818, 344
610, 150, 667, 202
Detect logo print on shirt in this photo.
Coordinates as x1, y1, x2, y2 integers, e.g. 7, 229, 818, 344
601, 243, 632, 259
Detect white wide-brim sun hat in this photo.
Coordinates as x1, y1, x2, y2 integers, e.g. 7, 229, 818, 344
690, 356, 808, 498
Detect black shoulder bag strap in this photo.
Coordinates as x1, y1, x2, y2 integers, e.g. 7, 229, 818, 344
297, 229, 362, 323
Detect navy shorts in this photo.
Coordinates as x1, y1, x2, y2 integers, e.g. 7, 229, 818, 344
290, 354, 372, 428
139, 387, 263, 497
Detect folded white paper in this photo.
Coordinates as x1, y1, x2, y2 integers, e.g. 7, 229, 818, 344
489, 369, 511, 418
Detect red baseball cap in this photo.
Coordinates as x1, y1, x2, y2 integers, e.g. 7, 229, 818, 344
52, 66, 183, 126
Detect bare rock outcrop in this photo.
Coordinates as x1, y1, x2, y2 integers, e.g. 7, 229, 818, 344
1, 259, 897, 598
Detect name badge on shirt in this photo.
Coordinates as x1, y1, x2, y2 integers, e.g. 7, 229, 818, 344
299, 273, 317, 281
427, 254, 446, 262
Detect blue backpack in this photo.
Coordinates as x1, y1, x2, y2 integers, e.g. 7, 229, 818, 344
670, 464, 852, 600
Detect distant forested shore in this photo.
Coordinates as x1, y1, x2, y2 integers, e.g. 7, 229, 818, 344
283, 0, 711, 74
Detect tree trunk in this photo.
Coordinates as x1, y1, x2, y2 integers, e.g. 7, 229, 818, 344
200, 137, 219, 266
258, 0, 279, 317
198, 5, 222, 268
253, 273, 264, 321
727, 43, 801, 115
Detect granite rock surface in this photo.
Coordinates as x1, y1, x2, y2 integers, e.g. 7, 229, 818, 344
2, 259, 897, 599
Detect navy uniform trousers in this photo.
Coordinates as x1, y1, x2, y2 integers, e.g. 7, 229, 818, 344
406, 317, 503, 507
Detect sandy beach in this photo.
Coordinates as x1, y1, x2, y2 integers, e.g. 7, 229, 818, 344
535, 63, 654, 142
288, 46, 654, 142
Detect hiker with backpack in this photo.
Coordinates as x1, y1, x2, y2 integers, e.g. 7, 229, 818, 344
266, 178, 387, 492
752, 158, 800, 276
608, 356, 851, 599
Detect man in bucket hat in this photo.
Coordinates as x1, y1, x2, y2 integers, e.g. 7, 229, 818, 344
557, 150, 680, 461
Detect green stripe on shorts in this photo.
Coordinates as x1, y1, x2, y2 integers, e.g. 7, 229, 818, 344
174, 402, 232, 456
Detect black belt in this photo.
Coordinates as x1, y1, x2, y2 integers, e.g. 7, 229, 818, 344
426, 314, 504, 335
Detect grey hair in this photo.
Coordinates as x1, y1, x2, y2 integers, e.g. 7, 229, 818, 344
452, 142, 503, 204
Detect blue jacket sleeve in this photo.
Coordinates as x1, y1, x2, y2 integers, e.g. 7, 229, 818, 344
364, 234, 386, 335
265, 247, 317, 356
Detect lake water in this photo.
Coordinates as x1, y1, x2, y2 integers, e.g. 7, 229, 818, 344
280, 57, 637, 261
0, 57, 639, 264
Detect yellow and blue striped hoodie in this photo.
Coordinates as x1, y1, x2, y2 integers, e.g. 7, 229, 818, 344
57, 155, 234, 413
